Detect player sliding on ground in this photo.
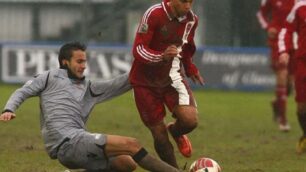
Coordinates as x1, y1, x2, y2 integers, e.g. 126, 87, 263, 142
0, 42, 182, 172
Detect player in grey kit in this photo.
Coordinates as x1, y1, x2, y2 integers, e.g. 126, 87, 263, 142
0, 42, 181, 172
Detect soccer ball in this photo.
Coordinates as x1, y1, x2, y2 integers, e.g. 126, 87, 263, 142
189, 157, 221, 172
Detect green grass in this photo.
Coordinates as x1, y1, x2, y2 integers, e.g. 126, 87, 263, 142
1, 84, 306, 172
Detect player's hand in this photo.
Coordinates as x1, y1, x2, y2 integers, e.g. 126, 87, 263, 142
267, 27, 277, 39
0, 112, 16, 122
162, 45, 178, 61
279, 53, 290, 66
190, 72, 205, 86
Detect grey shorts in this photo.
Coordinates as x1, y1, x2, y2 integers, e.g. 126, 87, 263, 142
57, 131, 109, 171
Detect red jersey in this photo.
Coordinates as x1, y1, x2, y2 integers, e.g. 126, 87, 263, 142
129, 0, 199, 87
278, 1, 306, 58
257, 0, 295, 32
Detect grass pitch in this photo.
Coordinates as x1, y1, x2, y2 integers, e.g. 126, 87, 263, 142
0, 84, 306, 172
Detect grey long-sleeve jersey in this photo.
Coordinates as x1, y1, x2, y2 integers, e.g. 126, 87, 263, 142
4, 69, 131, 159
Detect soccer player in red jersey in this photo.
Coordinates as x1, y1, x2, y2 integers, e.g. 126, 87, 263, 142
256, 0, 296, 131
129, 0, 204, 167
278, 0, 306, 153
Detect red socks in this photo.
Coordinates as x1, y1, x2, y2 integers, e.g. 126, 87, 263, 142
275, 86, 287, 124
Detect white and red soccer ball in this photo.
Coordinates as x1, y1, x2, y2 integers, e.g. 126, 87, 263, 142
189, 157, 221, 172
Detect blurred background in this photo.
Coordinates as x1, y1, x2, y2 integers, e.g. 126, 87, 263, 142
0, 0, 272, 91
0, 0, 264, 46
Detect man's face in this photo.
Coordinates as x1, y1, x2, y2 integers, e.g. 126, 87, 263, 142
63, 50, 87, 79
172, 0, 193, 17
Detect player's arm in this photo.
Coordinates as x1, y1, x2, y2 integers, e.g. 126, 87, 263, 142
181, 42, 204, 85
162, 45, 179, 61
256, 0, 278, 38
133, 9, 170, 64
89, 73, 131, 103
0, 110, 16, 121
256, 0, 271, 30
1, 71, 50, 121
181, 19, 204, 85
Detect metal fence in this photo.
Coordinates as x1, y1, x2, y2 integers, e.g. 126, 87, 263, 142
0, 0, 265, 47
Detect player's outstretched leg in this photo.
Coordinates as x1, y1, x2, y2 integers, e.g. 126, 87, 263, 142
105, 135, 181, 172
135, 148, 181, 172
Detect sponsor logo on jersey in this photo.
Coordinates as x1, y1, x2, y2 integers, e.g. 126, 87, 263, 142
160, 25, 169, 37
138, 23, 149, 33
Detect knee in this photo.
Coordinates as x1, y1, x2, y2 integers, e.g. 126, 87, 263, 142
123, 137, 142, 154
180, 117, 198, 132
175, 106, 198, 131
186, 113, 198, 129
184, 118, 198, 132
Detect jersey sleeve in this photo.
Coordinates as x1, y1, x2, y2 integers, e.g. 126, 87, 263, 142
256, 0, 271, 30
278, 6, 298, 54
89, 73, 131, 103
3, 71, 50, 113
132, 9, 164, 64
181, 19, 199, 77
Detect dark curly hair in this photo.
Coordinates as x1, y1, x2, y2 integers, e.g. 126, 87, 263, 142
58, 41, 87, 68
